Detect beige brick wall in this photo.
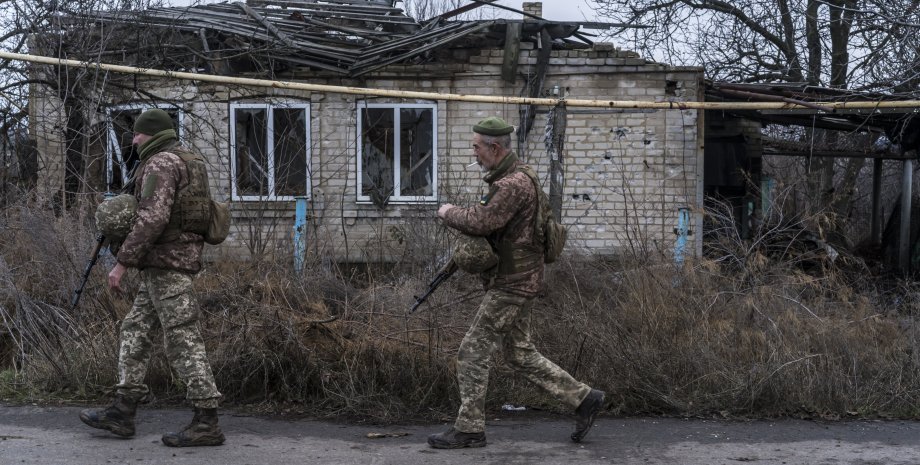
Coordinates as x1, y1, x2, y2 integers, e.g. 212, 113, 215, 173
31, 45, 704, 262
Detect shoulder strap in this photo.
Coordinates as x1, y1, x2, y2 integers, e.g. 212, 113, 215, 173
516, 166, 547, 246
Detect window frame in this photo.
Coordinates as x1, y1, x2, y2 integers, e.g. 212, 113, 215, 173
356, 102, 438, 205
105, 103, 185, 192
229, 101, 312, 202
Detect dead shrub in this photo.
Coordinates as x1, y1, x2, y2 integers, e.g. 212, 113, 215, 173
3, 194, 920, 423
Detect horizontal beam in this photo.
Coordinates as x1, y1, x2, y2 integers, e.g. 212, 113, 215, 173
763, 150, 912, 160
5, 50, 920, 110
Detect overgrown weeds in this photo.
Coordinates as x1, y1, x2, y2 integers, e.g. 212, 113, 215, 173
3, 195, 920, 422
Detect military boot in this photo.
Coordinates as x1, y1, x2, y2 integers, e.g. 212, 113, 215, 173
161, 407, 225, 447
571, 389, 605, 443
427, 427, 486, 449
79, 395, 137, 438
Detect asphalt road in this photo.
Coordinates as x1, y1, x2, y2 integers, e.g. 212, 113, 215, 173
2, 404, 920, 464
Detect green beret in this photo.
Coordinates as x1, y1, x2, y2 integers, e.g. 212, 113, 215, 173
133, 108, 174, 136
473, 117, 514, 136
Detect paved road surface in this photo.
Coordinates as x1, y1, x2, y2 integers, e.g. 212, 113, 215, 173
2, 404, 919, 464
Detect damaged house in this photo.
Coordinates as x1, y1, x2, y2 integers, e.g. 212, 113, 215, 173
28, 0, 705, 263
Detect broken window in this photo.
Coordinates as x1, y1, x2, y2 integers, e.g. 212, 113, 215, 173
357, 102, 437, 204
230, 102, 311, 200
105, 104, 184, 193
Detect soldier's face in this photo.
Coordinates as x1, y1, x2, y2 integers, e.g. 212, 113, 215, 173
472, 134, 499, 171
132, 132, 153, 147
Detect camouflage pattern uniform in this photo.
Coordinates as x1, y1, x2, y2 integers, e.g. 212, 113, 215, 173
441, 152, 592, 433
114, 141, 221, 409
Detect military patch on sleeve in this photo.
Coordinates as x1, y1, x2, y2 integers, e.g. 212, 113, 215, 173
141, 174, 159, 199
480, 185, 500, 205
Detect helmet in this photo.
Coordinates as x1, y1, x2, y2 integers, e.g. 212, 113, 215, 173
95, 194, 137, 242
453, 234, 498, 274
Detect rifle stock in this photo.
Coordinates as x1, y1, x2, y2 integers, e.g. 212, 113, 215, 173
71, 234, 106, 311
409, 260, 458, 313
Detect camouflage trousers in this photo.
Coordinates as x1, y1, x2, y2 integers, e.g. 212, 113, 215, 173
115, 268, 221, 409
454, 289, 591, 433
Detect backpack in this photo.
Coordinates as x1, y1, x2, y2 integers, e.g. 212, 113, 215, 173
518, 166, 567, 263
205, 199, 231, 245
157, 148, 231, 245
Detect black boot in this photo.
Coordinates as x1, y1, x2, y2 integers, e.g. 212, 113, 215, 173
162, 407, 225, 447
571, 389, 605, 443
79, 395, 137, 438
427, 427, 486, 449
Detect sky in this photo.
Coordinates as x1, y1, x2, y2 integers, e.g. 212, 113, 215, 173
165, 0, 602, 22
465, 0, 600, 22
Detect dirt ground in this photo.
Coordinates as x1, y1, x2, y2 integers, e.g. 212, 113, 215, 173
1, 403, 919, 464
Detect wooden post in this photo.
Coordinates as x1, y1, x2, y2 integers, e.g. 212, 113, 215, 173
548, 102, 566, 220
501, 22, 522, 84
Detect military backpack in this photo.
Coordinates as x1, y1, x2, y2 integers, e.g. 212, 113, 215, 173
158, 149, 230, 245
517, 166, 567, 263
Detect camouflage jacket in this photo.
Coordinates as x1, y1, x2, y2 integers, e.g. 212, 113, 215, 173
117, 142, 204, 274
442, 153, 543, 297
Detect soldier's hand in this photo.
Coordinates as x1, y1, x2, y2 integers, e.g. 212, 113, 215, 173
108, 262, 127, 292
437, 204, 455, 219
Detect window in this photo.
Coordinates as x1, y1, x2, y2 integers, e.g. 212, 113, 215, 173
105, 104, 184, 192
357, 103, 437, 204
230, 102, 311, 201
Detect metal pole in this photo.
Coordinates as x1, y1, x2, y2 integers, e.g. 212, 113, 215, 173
4, 50, 920, 110
871, 158, 883, 245
899, 159, 912, 273
294, 196, 309, 274
674, 207, 691, 267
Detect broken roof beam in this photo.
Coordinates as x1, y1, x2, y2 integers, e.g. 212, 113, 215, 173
235, 1, 299, 49
358, 21, 466, 55
350, 21, 494, 77
247, 0, 404, 13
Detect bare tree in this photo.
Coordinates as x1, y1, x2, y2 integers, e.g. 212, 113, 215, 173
592, 0, 920, 237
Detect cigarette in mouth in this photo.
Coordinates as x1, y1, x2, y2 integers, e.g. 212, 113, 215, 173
467, 162, 478, 168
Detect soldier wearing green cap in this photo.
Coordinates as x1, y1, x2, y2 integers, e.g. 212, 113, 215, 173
428, 117, 605, 449
80, 108, 226, 447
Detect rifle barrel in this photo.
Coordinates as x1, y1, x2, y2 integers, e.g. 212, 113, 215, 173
71, 235, 106, 311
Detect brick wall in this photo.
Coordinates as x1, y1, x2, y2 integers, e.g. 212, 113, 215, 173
31, 43, 704, 263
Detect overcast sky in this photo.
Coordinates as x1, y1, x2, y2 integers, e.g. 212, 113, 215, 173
462, 0, 600, 22
166, 0, 601, 22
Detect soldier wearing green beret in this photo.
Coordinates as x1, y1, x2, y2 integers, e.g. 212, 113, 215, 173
80, 108, 225, 447
429, 117, 605, 449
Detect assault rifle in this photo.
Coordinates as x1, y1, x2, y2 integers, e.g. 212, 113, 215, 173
71, 234, 106, 311
409, 260, 459, 313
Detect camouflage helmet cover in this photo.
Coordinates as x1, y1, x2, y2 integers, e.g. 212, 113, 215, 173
453, 234, 498, 274
95, 194, 137, 241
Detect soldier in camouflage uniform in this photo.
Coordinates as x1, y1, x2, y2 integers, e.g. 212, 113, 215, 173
80, 108, 225, 447
427, 117, 605, 449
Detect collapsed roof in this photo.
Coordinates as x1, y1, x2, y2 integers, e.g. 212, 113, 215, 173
48, 0, 636, 77
706, 81, 920, 151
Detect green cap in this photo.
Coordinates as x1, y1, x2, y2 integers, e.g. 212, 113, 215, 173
473, 117, 514, 136
133, 108, 174, 136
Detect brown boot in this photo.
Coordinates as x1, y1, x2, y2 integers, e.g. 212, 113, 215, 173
79, 395, 137, 438
161, 407, 225, 447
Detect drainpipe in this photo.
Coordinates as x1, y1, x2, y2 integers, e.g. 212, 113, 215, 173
294, 196, 309, 274
674, 207, 692, 267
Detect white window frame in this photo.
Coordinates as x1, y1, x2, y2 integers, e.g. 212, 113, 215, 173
356, 102, 438, 204
105, 103, 185, 191
229, 101, 312, 202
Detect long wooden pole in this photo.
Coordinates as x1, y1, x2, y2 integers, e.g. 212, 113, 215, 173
4, 50, 920, 110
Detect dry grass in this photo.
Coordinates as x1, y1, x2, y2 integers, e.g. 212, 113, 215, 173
3, 195, 920, 422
